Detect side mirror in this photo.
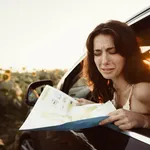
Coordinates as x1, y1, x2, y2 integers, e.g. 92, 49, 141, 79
25, 80, 53, 106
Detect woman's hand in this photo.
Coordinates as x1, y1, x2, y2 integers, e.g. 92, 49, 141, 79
99, 109, 149, 130
77, 98, 95, 105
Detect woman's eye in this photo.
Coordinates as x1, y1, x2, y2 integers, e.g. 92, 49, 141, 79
109, 49, 116, 54
94, 51, 102, 56
94, 53, 101, 56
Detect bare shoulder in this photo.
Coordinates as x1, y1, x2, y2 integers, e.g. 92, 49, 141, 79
134, 82, 150, 103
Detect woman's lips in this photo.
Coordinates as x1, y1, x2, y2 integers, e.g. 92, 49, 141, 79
101, 68, 114, 73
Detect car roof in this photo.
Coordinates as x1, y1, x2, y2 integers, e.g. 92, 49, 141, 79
126, 5, 150, 26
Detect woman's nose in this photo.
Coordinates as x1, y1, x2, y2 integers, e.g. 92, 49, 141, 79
101, 53, 109, 65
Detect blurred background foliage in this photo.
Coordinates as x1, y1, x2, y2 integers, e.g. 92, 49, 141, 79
0, 68, 66, 150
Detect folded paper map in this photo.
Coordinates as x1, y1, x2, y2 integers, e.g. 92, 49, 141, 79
20, 85, 116, 131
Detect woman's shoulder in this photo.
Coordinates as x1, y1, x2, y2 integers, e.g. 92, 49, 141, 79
135, 82, 150, 87
134, 82, 150, 103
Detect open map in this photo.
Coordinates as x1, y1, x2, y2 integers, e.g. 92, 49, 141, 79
20, 85, 116, 131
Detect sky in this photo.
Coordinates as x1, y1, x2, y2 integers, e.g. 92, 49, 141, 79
0, 0, 150, 71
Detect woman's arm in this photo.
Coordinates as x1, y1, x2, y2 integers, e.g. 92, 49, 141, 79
134, 82, 150, 113
99, 109, 150, 130
100, 82, 150, 130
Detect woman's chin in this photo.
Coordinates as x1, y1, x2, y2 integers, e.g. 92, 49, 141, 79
102, 74, 114, 80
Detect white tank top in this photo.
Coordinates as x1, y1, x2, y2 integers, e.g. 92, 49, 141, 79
111, 85, 134, 110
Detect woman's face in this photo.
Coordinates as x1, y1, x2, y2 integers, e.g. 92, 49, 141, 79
93, 34, 125, 81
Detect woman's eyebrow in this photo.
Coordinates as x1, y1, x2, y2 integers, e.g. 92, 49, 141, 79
106, 47, 115, 51
94, 47, 115, 51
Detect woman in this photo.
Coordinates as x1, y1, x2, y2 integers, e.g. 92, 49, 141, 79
78, 20, 150, 130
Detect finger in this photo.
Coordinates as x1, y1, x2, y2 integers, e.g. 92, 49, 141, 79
77, 98, 94, 105
99, 115, 119, 125
77, 99, 85, 104
118, 123, 133, 130
77, 98, 84, 102
114, 118, 128, 126
108, 108, 124, 116
76, 99, 88, 106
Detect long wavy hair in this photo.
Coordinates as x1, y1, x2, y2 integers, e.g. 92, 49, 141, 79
83, 20, 150, 103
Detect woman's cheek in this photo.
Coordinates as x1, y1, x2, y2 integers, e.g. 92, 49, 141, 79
94, 57, 101, 69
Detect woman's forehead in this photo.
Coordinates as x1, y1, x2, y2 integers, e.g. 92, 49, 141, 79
93, 34, 115, 49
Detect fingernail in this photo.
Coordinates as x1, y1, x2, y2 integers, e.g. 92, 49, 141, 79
99, 122, 102, 125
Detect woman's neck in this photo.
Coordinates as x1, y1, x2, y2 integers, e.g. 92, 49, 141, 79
112, 76, 132, 108
112, 77, 130, 93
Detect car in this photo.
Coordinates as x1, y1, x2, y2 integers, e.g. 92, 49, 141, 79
17, 6, 150, 150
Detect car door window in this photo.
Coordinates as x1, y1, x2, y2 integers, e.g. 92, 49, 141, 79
68, 77, 90, 99
131, 15, 150, 61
